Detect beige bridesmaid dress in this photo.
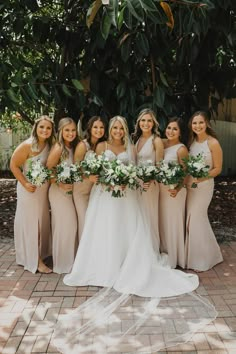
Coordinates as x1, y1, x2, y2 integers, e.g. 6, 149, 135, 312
136, 135, 160, 251
159, 144, 186, 268
14, 142, 51, 273
185, 139, 223, 271
73, 140, 94, 241
49, 148, 77, 274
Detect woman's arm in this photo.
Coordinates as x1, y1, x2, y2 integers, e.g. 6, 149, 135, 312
46, 143, 72, 192
10, 141, 36, 193
208, 138, 223, 178
95, 141, 106, 156
169, 145, 188, 197
153, 137, 164, 163
46, 143, 62, 169
74, 141, 86, 163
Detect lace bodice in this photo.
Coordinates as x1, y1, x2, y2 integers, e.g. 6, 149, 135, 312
104, 149, 130, 165
190, 139, 213, 169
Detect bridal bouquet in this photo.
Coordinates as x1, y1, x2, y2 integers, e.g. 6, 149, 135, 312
156, 160, 185, 189
136, 160, 157, 191
183, 153, 209, 188
100, 159, 139, 197
80, 153, 108, 180
26, 159, 51, 187
56, 161, 82, 194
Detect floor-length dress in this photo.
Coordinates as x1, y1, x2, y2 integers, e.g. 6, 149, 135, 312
14, 142, 51, 273
54, 148, 218, 354
64, 149, 198, 297
159, 144, 186, 268
185, 139, 223, 271
136, 135, 160, 251
49, 148, 77, 274
73, 141, 93, 241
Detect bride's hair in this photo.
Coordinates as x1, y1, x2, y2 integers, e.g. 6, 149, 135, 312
57, 117, 78, 160
108, 116, 129, 148
132, 108, 160, 144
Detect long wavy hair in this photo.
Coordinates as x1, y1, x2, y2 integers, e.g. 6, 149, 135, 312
166, 116, 185, 143
108, 116, 129, 148
85, 116, 107, 151
132, 108, 160, 144
31, 115, 55, 152
57, 117, 78, 160
188, 111, 218, 147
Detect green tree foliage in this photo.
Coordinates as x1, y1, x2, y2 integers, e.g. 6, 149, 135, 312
0, 0, 235, 129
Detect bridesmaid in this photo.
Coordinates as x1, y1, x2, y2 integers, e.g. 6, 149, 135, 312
159, 117, 188, 268
132, 108, 164, 251
47, 117, 78, 274
185, 111, 223, 271
73, 116, 106, 240
10, 115, 55, 273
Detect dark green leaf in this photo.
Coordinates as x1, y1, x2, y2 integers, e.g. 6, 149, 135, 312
154, 86, 165, 108
72, 79, 84, 91
7, 89, 19, 103
40, 84, 50, 96
62, 84, 72, 97
136, 32, 149, 56
101, 12, 112, 40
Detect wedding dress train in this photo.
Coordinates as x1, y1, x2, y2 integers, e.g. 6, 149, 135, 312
53, 149, 217, 353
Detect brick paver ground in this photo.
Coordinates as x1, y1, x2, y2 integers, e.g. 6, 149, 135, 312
0, 240, 236, 354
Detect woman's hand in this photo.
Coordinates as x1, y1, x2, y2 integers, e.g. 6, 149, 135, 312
168, 188, 178, 198
143, 181, 150, 191
24, 182, 36, 193
88, 175, 99, 184
59, 182, 73, 192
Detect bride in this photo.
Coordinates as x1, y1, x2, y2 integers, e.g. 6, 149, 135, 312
64, 115, 198, 296
55, 116, 216, 353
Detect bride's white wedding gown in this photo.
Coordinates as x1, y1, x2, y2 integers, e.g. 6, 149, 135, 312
64, 149, 198, 296
54, 149, 217, 353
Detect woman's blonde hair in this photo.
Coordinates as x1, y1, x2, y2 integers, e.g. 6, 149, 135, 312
108, 116, 129, 148
188, 111, 218, 147
132, 108, 160, 143
31, 115, 55, 152
57, 117, 78, 160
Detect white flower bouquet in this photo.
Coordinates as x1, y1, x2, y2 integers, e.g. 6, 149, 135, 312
26, 159, 51, 187
183, 153, 209, 188
136, 160, 157, 191
156, 160, 186, 189
99, 159, 139, 198
56, 161, 82, 194
80, 153, 108, 180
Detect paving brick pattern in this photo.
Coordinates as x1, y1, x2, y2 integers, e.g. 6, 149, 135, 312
0, 241, 236, 354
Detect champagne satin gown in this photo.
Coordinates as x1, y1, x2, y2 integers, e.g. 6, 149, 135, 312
136, 135, 160, 251
159, 144, 186, 268
14, 141, 51, 273
185, 139, 223, 271
73, 140, 93, 241
49, 148, 77, 274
